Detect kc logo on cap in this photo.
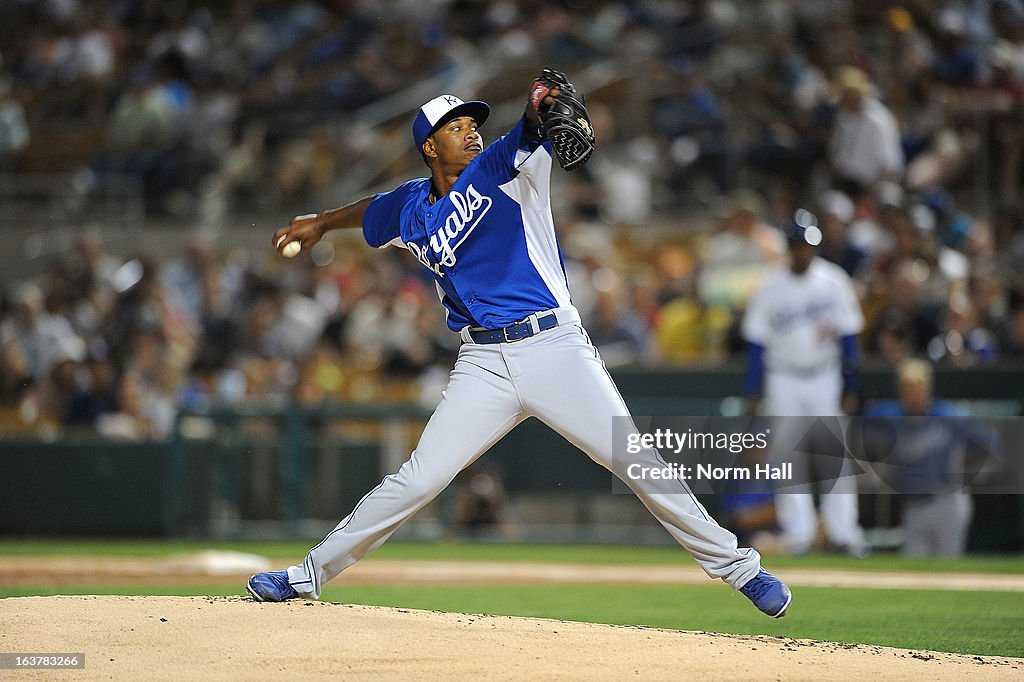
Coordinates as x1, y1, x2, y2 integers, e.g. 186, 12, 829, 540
413, 95, 490, 149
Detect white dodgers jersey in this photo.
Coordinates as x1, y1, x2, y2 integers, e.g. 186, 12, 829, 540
742, 258, 864, 372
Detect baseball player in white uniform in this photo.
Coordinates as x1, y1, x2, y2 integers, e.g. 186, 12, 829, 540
742, 212, 866, 556
246, 70, 791, 618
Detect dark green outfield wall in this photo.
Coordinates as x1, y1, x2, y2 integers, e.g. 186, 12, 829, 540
0, 440, 174, 534
1, 367, 1021, 541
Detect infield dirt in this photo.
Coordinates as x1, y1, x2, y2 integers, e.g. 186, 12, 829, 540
1, 595, 1021, 681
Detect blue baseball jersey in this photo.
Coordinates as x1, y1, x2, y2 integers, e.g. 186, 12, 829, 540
362, 117, 572, 331
863, 401, 993, 494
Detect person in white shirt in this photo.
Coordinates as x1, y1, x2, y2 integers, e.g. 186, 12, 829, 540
743, 211, 867, 556
829, 66, 904, 198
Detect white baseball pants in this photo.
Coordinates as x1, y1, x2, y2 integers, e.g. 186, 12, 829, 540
287, 311, 761, 597
764, 369, 863, 555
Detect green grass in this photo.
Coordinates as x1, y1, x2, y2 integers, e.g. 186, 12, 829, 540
3, 539, 1022, 657
2, 538, 1023, 574
3, 582, 1022, 658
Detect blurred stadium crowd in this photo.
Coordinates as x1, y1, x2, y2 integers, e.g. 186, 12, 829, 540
1, 0, 1024, 440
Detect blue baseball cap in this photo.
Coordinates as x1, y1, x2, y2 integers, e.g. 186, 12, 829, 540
412, 95, 490, 150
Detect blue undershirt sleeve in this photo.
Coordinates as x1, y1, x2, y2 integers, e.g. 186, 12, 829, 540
744, 342, 766, 397
840, 333, 860, 393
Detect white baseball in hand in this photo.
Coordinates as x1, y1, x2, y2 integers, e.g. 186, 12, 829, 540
277, 235, 301, 258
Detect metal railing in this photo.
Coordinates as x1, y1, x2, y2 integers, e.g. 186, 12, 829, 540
167, 401, 432, 537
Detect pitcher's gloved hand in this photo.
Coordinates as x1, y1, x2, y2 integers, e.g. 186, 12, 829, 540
528, 68, 596, 171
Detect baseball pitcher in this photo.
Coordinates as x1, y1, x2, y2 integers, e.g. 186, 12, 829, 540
247, 69, 791, 617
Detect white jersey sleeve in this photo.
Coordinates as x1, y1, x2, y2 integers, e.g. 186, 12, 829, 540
740, 270, 779, 345
824, 260, 864, 336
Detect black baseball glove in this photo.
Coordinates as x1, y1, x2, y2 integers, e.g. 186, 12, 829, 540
529, 68, 596, 172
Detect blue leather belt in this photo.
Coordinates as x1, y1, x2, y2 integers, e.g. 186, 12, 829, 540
469, 312, 559, 344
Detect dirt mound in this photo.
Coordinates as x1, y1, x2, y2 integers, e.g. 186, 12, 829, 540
1, 596, 1020, 680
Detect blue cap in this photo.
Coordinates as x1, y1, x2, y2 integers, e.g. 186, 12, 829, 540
785, 209, 822, 246
412, 95, 490, 150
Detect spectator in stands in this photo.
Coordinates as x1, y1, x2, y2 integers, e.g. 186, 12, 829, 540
37, 349, 85, 432
292, 343, 345, 404
0, 283, 84, 383
586, 276, 650, 367
989, 40, 1024, 205
96, 371, 156, 440
0, 337, 34, 408
0, 76, 30, 172
867, 205, 948, 356
572, 102, 656, 226
930, 9, 983, 89
817, 189, 867, 279
844, 180, 899, 269
699, 189, 785, 309
868, 307, 915, 365
106, 257, 180, 368
650, 57, 731, 202
64, 356, 118, 429
742, 31, 827, 192
829, 66, 904, 199
652, 241, 728, 363
97, 53, 192, 214
66, 228, 121, 312
928, 289, 999, 366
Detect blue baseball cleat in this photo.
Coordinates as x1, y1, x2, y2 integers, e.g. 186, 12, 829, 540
246, 571, 299, 602
740, 569, 792, 618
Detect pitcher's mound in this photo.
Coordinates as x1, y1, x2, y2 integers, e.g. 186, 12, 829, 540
1, 596, 1019, 680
